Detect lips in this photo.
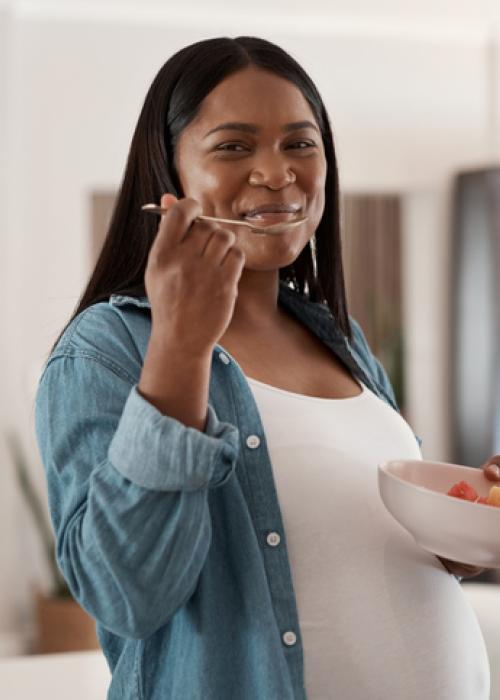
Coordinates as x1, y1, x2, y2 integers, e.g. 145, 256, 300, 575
241, 203, 300, 217
240, 203, 301, 226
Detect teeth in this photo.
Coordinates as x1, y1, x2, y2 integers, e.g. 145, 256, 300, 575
244, 210, 297, 218
246, 213, 288, 219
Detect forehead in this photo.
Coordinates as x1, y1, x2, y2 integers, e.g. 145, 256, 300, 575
189, 66, 318, 131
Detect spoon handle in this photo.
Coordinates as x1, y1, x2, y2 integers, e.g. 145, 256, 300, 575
141, 204, 254, 229
197, 214, 254, 229
141, 203, 307, 234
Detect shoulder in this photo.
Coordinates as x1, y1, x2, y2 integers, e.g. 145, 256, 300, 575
348, 316, 371, 355
347, 315, 386, 375
347, 315, 399, 406
41, 300, 149, 383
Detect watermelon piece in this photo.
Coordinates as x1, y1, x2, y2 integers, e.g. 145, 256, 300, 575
446, 480, 500, 507
447, 480, 478, 501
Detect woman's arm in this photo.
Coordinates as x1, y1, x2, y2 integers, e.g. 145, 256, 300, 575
35, 311, 240, 639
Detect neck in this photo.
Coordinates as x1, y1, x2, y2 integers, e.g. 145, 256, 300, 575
229, 270, 281, 328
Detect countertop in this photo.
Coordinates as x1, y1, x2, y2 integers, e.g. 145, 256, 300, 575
0, 649, 110, 699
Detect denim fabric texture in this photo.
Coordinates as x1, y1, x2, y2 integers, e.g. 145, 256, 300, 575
35, 280, 423, 699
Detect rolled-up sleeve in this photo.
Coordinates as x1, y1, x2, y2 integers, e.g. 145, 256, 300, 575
35, 331, 240, 640
109, 385, 238, 491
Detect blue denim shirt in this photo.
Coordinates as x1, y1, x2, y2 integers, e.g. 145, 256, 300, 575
35, 280, 423, 700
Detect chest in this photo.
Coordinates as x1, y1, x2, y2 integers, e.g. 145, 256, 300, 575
219, 321, 362, 400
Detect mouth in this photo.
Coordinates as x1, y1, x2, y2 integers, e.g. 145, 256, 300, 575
240, 203, 302, 226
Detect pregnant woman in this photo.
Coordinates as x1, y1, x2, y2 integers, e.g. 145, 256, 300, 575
35, 36, 497, 699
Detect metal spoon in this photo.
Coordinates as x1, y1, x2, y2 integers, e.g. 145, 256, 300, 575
141, 203, 308, 235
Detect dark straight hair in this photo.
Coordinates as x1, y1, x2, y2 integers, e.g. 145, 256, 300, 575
49, 35, 352, 356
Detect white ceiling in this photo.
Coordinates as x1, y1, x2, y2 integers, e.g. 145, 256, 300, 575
0, 2, 500, 54
3, 0, 500, 32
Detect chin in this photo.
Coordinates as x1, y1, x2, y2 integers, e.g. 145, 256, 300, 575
245, 252, 304, 271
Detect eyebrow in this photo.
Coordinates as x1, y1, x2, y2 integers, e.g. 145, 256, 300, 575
203, 120, 319, 138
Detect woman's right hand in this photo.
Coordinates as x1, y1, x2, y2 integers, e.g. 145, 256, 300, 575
144, 193, 246, 356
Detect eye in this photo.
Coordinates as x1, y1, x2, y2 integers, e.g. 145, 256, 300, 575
214, 142, 249, 152
286, 140, 316, 150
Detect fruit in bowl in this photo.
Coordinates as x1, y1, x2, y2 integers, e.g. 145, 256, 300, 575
378, 460, 500, 568
447, 480, 500, 506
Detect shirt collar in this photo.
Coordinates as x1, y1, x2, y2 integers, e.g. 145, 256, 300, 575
108, 280, 347, 344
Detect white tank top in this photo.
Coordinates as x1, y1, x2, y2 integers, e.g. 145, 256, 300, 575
246, 376, 490, 700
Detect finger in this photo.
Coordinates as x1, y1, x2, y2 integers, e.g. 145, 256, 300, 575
180, 218, 221, 255
221, 243, 246, 271
154, 197, 203, 250
484, 464, 500, 481
482, 455, 500, 482
201, 227, 237, 264
160, 192, 178, 211
437, 556, 484, 578
454, 566, 485, 578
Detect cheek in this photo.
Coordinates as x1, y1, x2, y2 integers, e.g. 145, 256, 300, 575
179, 162, 213, 196
314, 157, 328, 192
306, 165, 326, 212
180, 164, 236, 206
174, 139, 224, 201
302, 152, 326, 188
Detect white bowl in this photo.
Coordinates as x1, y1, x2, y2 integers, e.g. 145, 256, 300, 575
378, 460, 500, 568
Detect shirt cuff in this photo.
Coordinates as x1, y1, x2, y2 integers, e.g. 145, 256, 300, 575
108, 385, 240, 492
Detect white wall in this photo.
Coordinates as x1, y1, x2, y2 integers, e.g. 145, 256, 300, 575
0, 5, 29, 657
1, 3, 499, 652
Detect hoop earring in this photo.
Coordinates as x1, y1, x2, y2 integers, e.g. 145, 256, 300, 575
310, 235, 318, 277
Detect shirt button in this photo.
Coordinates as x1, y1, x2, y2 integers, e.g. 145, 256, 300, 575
266, 532, 281, 547
282, 631, 297, 646
246, 435, 260, 449
218, 352, 230, 365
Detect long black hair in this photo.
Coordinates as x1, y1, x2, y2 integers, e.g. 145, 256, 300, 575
49, 35, 351, 356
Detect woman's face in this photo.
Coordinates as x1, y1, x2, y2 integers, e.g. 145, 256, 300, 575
174, 66, 327, 270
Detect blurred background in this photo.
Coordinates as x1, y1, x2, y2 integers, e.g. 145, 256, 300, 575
1, 0, 500, 696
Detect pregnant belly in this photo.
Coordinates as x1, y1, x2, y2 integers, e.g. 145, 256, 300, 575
274, 450, 490, 700
297, 529, 490, 700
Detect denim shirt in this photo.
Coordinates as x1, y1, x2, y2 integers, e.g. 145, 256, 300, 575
35, 280, 423, 700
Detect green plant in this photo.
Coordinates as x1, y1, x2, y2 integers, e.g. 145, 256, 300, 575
6, 431, 71, 598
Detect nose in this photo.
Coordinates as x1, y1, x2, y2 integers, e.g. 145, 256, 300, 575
248, 152, 296, 190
